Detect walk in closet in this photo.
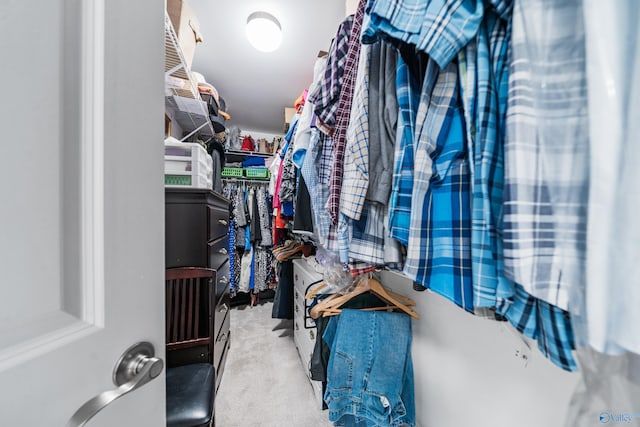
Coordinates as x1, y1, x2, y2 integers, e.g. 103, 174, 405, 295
1, 0, 638, 426
162, 0, 640, 425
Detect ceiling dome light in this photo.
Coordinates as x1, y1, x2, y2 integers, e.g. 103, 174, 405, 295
246, 11, 282, 53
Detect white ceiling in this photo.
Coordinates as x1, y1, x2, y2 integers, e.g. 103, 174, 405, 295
188, 0, 346, 135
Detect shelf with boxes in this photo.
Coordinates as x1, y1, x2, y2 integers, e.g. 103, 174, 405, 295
222, 146, 274, 182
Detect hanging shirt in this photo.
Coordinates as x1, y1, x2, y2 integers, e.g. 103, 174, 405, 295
308, 15, 355, 135
582, 0, 640, 355
348, 202, 387, 265
458, 8, 512, 310
340, 43, 371, 221
499, 284, 577, 371
326, 0, 367, 225
362, 0, 484, 68
301, 129, 337, 251
403, 60, 473, 314
366, 41, 398, 205
256, 186, 273, 247
388, 54, 421, 246
502, 0, 588, 311
292, 56, 328, 168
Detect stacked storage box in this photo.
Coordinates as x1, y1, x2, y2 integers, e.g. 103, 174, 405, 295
164, 140, 213, 189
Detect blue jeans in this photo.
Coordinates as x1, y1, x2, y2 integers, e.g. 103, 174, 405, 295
323, 309, 415, 427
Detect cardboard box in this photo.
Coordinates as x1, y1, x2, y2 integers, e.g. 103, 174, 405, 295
284, 107, 296, 124
167, 0, 202, 70
283, 107, 296, 133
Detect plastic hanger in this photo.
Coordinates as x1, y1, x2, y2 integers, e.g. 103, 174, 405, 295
309, 275, 419, 320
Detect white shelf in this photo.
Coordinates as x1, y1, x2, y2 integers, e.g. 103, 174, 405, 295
165, 96, 214, 139
164, 12, 198, 98
164, 11, 214, 139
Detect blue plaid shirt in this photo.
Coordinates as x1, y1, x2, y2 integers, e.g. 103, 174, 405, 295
498, 284, 577, 371
403, 60, 473, 313
363, 0, 484, 68
388, 56, 419, 246
458, 9, 512, 310
301, 129, 336, 251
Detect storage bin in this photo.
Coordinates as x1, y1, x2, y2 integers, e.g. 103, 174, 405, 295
244, 167, 270, 179
221, 167, 243, 177
164, 140, 212, 189
165, 174, 211, 189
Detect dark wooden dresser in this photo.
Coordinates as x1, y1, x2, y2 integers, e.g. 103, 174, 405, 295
165, 188, 231, 391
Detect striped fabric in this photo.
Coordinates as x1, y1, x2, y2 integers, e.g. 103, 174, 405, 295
403, 60, 473, 313
458, 9, 512, 309
499, 284, 577, 371
327, 0, 367, 224
349, 202, 387, 266
301, 129, 335, 251
341, 43, 372, 221
363, 0, 484, 68
308, 15, 354, 134
388, 56, 420, 246
503, 0, 589, 311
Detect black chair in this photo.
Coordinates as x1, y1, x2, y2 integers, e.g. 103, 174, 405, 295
165, 268, 217, 427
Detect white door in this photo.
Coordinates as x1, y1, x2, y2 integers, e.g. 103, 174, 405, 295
0, 0, 166, 426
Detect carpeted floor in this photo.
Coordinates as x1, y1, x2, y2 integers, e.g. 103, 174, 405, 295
215, 300, 332, 427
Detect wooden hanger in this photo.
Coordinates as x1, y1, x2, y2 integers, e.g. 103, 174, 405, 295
310, 276, 419, 320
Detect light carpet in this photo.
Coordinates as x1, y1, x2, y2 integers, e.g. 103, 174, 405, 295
215, 301, 332, 427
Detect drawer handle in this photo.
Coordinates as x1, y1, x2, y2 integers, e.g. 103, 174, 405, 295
294, 291, 299, 300
295, 305, 299, 313
309, 330, 315, 340
218, 248, 228, 255
219, 276, 229, 285
217, 219, 228, 226
219, 303, 229, 314
295, 323, 299, 331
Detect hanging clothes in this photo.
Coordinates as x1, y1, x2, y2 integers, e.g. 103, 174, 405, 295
223, 181, 274, 296
272, 260, 294, 319
502, 0, 588, 313
308, 15, 355, 136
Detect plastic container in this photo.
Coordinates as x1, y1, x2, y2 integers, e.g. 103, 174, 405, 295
165, 174, 212, 188
164, 140, 212, 189
221, 167, 243, 177
244, 167, 270, 179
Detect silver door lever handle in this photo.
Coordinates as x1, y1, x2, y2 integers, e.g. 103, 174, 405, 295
67, 342, 163, 427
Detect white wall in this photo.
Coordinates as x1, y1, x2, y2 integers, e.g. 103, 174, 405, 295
379, 271, 580, 427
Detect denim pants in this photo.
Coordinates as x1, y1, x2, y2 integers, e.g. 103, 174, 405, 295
323, 309, 415, 427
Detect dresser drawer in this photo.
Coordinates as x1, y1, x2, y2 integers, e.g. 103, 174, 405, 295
294, 319, 315, 376
214, 288, 230, 340
294, 312, 317, 353
208, 234, 229, 270
215, 330, 230, 392
208, 204, 230, 242
213, 310, 230, 373
165, 204, 208, 268
293, 258, 324, 296
215, 260, 230, 300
